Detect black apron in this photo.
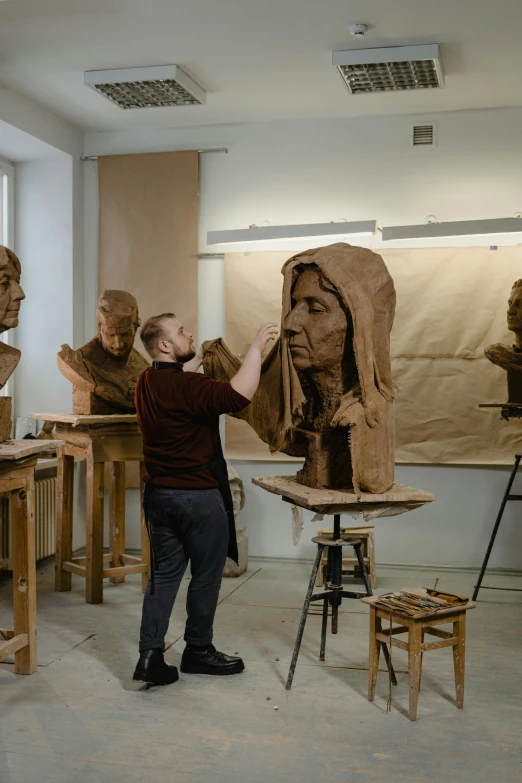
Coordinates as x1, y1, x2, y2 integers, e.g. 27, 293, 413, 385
142, 361, 238, 593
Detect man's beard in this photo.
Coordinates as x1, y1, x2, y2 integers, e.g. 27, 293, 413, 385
167, 342, 195, 364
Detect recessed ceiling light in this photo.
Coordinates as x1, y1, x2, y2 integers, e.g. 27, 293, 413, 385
84, 65, 206, 109
333, 44, 444, 94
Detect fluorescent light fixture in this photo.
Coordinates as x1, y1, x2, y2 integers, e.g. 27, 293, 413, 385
382, 217, 522, 241
84, 65, 206, 109
207, 220, 377, 246
333, 44, 444, 94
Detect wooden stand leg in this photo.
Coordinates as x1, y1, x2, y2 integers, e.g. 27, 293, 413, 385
55, 449, 74, 592
453, 613, 466, 709
140, 461, 150, 593
12, 477, 37, 674
408, 623, 423, 721
368, 607, 381, 701
368, 531, 377, 590
108, 462, 126, 584
86, 459, 104, 604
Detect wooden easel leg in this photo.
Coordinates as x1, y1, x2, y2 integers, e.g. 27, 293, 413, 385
368, 607, 381, 701
453, 613, 466, 709
12, 477, 37, 674
55, 449, 74, 592
368, 530, 377, 590
86, 459, 104, 604
408, 623, 423, 721
108, 461, 125, 584
140, 461, 150, 593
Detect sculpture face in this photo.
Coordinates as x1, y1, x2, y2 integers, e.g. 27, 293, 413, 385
99, 316, 138, 359
284, 268, 347, 373
0, 256, 25, 333
507, 286, 522, 333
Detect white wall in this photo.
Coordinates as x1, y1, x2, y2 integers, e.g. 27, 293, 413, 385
84, 107, 522, 570
14, 155, 75, 417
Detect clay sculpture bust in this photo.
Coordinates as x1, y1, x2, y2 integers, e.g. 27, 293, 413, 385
58, 290, 149, 414
202, 243, 396, 493
0, 245, 25, 440
485, 279, 522, 403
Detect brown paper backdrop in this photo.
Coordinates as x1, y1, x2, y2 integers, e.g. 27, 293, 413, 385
224, 247, 522, 465
98, 151, 199, 340
98, 151, 199, 486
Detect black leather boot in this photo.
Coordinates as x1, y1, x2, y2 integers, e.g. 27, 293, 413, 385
133, 650, 179, 686
180, 644, 245, 676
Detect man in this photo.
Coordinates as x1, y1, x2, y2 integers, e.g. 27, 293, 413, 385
132, 313, 277, 686
57, 289, 149, 414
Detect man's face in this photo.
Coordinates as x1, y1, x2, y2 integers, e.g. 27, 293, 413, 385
159, 317, 195, 363
0, 258, 25, 332
283, 268, 347, 372
99, 318, 137, 359
507, 287, 522, 332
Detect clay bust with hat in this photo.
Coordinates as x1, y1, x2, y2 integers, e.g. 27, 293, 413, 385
58, 289, 149, 414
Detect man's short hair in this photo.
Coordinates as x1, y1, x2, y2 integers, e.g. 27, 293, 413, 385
140, 313, 176, 357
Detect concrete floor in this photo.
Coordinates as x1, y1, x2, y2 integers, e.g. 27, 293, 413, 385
1, 559, 521, 783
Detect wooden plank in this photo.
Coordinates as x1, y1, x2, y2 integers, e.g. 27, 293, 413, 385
368, 607, 381, 701
453, 614, 466, 709
108, 461, 126, 584
56, 450, 75, 592
31, 413, 138, 426
0, 440, 58, 462
424, 626, 453, 640
86, 458, 104, 604
71, 554, 112, 565
252, 475, 435, 512
140, 460, 150, 593
11, 474, 37, 674
102, 564, 148, 578
376, 633, 409, 652
91, 435, 143, 463
0, 628, 15, 640
0, 633, 29, 661
62, 561, 87, 577
121, 554, 144, 565
421, 638, 456, 652
408, 623, 423, 721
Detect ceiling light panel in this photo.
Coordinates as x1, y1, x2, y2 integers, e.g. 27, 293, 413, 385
84, 65, 206, 109
333, 44, 444, 95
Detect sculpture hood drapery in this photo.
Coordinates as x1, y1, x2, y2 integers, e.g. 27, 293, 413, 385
202, 243, 396, 493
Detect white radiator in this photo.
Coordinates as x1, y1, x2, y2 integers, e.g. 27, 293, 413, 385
0, 476, 56, 568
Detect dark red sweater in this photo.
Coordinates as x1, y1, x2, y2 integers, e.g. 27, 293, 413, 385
135, 363, 250, 489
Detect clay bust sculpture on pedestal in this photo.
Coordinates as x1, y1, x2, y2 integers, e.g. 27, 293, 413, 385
0, 246, 25, 441
485, 279, 522, 403
202, 243, 396, 493
58, 290, 149, 414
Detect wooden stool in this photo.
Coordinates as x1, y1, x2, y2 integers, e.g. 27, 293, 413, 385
0, 441, 58, 674
316, 526, 376, 589
32, 413, 150, 605
362, 595, 476, 720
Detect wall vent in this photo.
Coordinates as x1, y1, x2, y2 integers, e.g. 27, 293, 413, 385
412, 124, 435, 146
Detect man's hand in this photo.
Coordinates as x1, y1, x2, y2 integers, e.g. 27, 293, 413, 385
251, 322, 279, 355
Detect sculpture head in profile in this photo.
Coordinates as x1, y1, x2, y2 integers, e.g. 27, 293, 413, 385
202, 243, 396, 493
485, 278, 522, 403
57, 289, 149, 415
0, 245, 25, 390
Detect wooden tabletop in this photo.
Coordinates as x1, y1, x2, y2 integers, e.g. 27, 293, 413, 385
361, 594, 476, 619
0, 440, 61, 462
252, 475, 435, 514
31, 413, 138, 427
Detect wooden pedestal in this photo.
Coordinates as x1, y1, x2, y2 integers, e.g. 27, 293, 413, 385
0, 440, 58, 674
32, 413, 150, 605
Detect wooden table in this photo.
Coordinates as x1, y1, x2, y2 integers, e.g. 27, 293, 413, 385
362, 595, 475, 720
0, 440, 58, 674
32, 413, 150, 605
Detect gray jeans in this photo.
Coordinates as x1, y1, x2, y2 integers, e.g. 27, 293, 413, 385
139, 486, 229, 652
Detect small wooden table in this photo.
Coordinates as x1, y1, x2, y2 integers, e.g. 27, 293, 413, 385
0, 440, 58, 674
362, 595, 475, 720
252, 476, 435, 690
32, 413, 150, 605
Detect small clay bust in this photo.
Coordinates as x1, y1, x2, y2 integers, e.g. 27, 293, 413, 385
58, 290, 149, 414
0, 245, 25, 441
485, 279, 522, 403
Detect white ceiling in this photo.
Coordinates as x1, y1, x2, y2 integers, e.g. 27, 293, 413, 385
1, 0, 522, 133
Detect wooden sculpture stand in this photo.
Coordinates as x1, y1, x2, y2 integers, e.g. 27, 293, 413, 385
32, 414, 150, 605
252, 476, 435, 690
0, 440, 58, 674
